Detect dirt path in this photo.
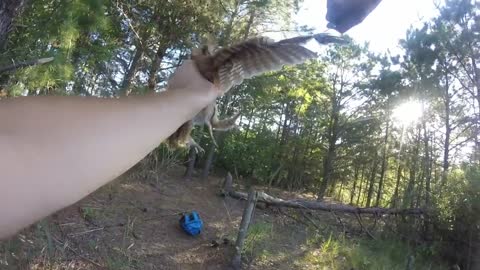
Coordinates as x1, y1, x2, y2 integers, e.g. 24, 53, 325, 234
1, 166, 335, 270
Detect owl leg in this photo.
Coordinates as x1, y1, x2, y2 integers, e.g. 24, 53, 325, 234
188, 136, 204, 154
206, 121, 219, 148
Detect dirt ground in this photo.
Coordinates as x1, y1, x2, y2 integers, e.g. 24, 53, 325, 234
0, 165, 344, 270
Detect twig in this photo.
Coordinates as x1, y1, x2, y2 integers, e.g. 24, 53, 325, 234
301, 210, 323, 231
223, 200, 233, 224
355, 213, 376, 240
115, 1, 143, 47
278, 208, 310, 227
331, 211, 347, 234
142, 212, 184, 222
68, 227, 104, 237
51, 236, 105, 269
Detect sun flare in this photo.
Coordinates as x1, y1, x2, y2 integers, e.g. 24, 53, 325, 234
392, 100, 423, 126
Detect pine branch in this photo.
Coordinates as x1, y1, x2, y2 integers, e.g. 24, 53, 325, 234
0, 57, 54, 74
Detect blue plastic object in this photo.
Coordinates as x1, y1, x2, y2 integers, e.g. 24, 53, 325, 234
180, 211, 203, 236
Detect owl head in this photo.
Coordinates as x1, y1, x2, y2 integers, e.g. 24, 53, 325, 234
191, 32, 217, 57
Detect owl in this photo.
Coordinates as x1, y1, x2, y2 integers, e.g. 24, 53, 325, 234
167, 33, 347, 153
166, 104, 239, 153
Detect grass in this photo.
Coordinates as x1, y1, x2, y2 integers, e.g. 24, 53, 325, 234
243, 222, 275, 265
300, 233, 448, 270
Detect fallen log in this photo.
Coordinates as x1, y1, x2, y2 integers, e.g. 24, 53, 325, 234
231, 188, 257, 270
222, 173, 424, 216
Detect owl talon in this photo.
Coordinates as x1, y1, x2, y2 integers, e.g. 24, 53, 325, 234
194, 145, 205, 154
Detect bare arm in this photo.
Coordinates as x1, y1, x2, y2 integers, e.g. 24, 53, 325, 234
0, 61, 217, 238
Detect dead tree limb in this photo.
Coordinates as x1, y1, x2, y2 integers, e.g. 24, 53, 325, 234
331, 211, 346, 233
301, 210, 323, 231
0, 57, 54, 74
355, 213, 376, 240
232, 188, 257, 270
221, 174, 424, 216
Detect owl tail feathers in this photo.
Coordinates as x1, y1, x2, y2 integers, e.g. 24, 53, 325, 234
211, 111, 241, 131
312, 33, 349, 45
166, 121, 194, 149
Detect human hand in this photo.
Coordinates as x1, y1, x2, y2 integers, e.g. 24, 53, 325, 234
326, 0, 382, 33
167, 60, 220, 98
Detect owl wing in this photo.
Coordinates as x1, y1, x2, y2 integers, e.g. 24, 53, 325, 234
212, 34, 346, 91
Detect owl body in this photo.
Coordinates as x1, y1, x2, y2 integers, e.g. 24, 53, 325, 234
167, 33, 347, 152
167, 103, 240, 153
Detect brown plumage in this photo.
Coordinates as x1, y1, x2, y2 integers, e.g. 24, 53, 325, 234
167, 33, 347, 152
166, 104, 240, 153
192, 33, 347, 92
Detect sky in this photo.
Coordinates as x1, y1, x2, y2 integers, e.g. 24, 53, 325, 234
295, 0, 444, 53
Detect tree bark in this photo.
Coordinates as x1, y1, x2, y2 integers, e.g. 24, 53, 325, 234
391, 161, 403, 208
318, 97, 339, 200
232, 188, 257, 270
0, 0, 29, 50
403, 126, 421, 208
375, 118, 390, 207
223, 179, 424, 216
120, 47, 143, 96
184, 147, 197, 180
441, 72, 451, 186
350, 164, 361, 205
356, 167, 366, 206
366, 157, 379, 207
0, 56, 53, 74
147, 45, 167, 92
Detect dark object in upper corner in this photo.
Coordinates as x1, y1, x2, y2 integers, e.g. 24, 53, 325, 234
326, 0, 383, 33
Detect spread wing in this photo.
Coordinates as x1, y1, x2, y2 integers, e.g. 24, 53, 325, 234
212, 33, 346, 91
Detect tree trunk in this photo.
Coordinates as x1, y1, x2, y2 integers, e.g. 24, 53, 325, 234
356, 167, 366, 206
147, 45, 167, 92
224, 183, 424, 215
201, 95, 232, 179
366, 157, 379, 207
441, 72, 451, 186
232, 188, 257, 270
184, 147, 197, 180
375, 119, 390, 207
243, 106, 255, 140
470, 54, 480, 163
391, 161, 402, 208
0, 0, 29, 50
242, 8, 255, 40
317, 98, 339, 200
422, 120, 433, 240
120, 47, 143, 96
403, 126, 421, 208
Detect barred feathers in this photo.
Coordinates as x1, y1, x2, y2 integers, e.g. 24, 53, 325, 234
202, 33, 347, 91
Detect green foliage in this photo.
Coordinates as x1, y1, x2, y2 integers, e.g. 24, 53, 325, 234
243, 222, 274, 260
302, 234, 447, 270
0, 0, 478, 268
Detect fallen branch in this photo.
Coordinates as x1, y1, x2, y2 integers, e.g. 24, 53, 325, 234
355, 213, 376, 240
232, 188, 257, 270
222, 173, 424, 216
301, 210, 324, 231
330, 211, 346, 233
0, 57, 54, 74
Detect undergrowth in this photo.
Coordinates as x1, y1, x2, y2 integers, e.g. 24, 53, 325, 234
301, 233, 447, 270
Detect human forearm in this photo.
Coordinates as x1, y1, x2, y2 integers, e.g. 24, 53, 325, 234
0, 82, 215, 237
